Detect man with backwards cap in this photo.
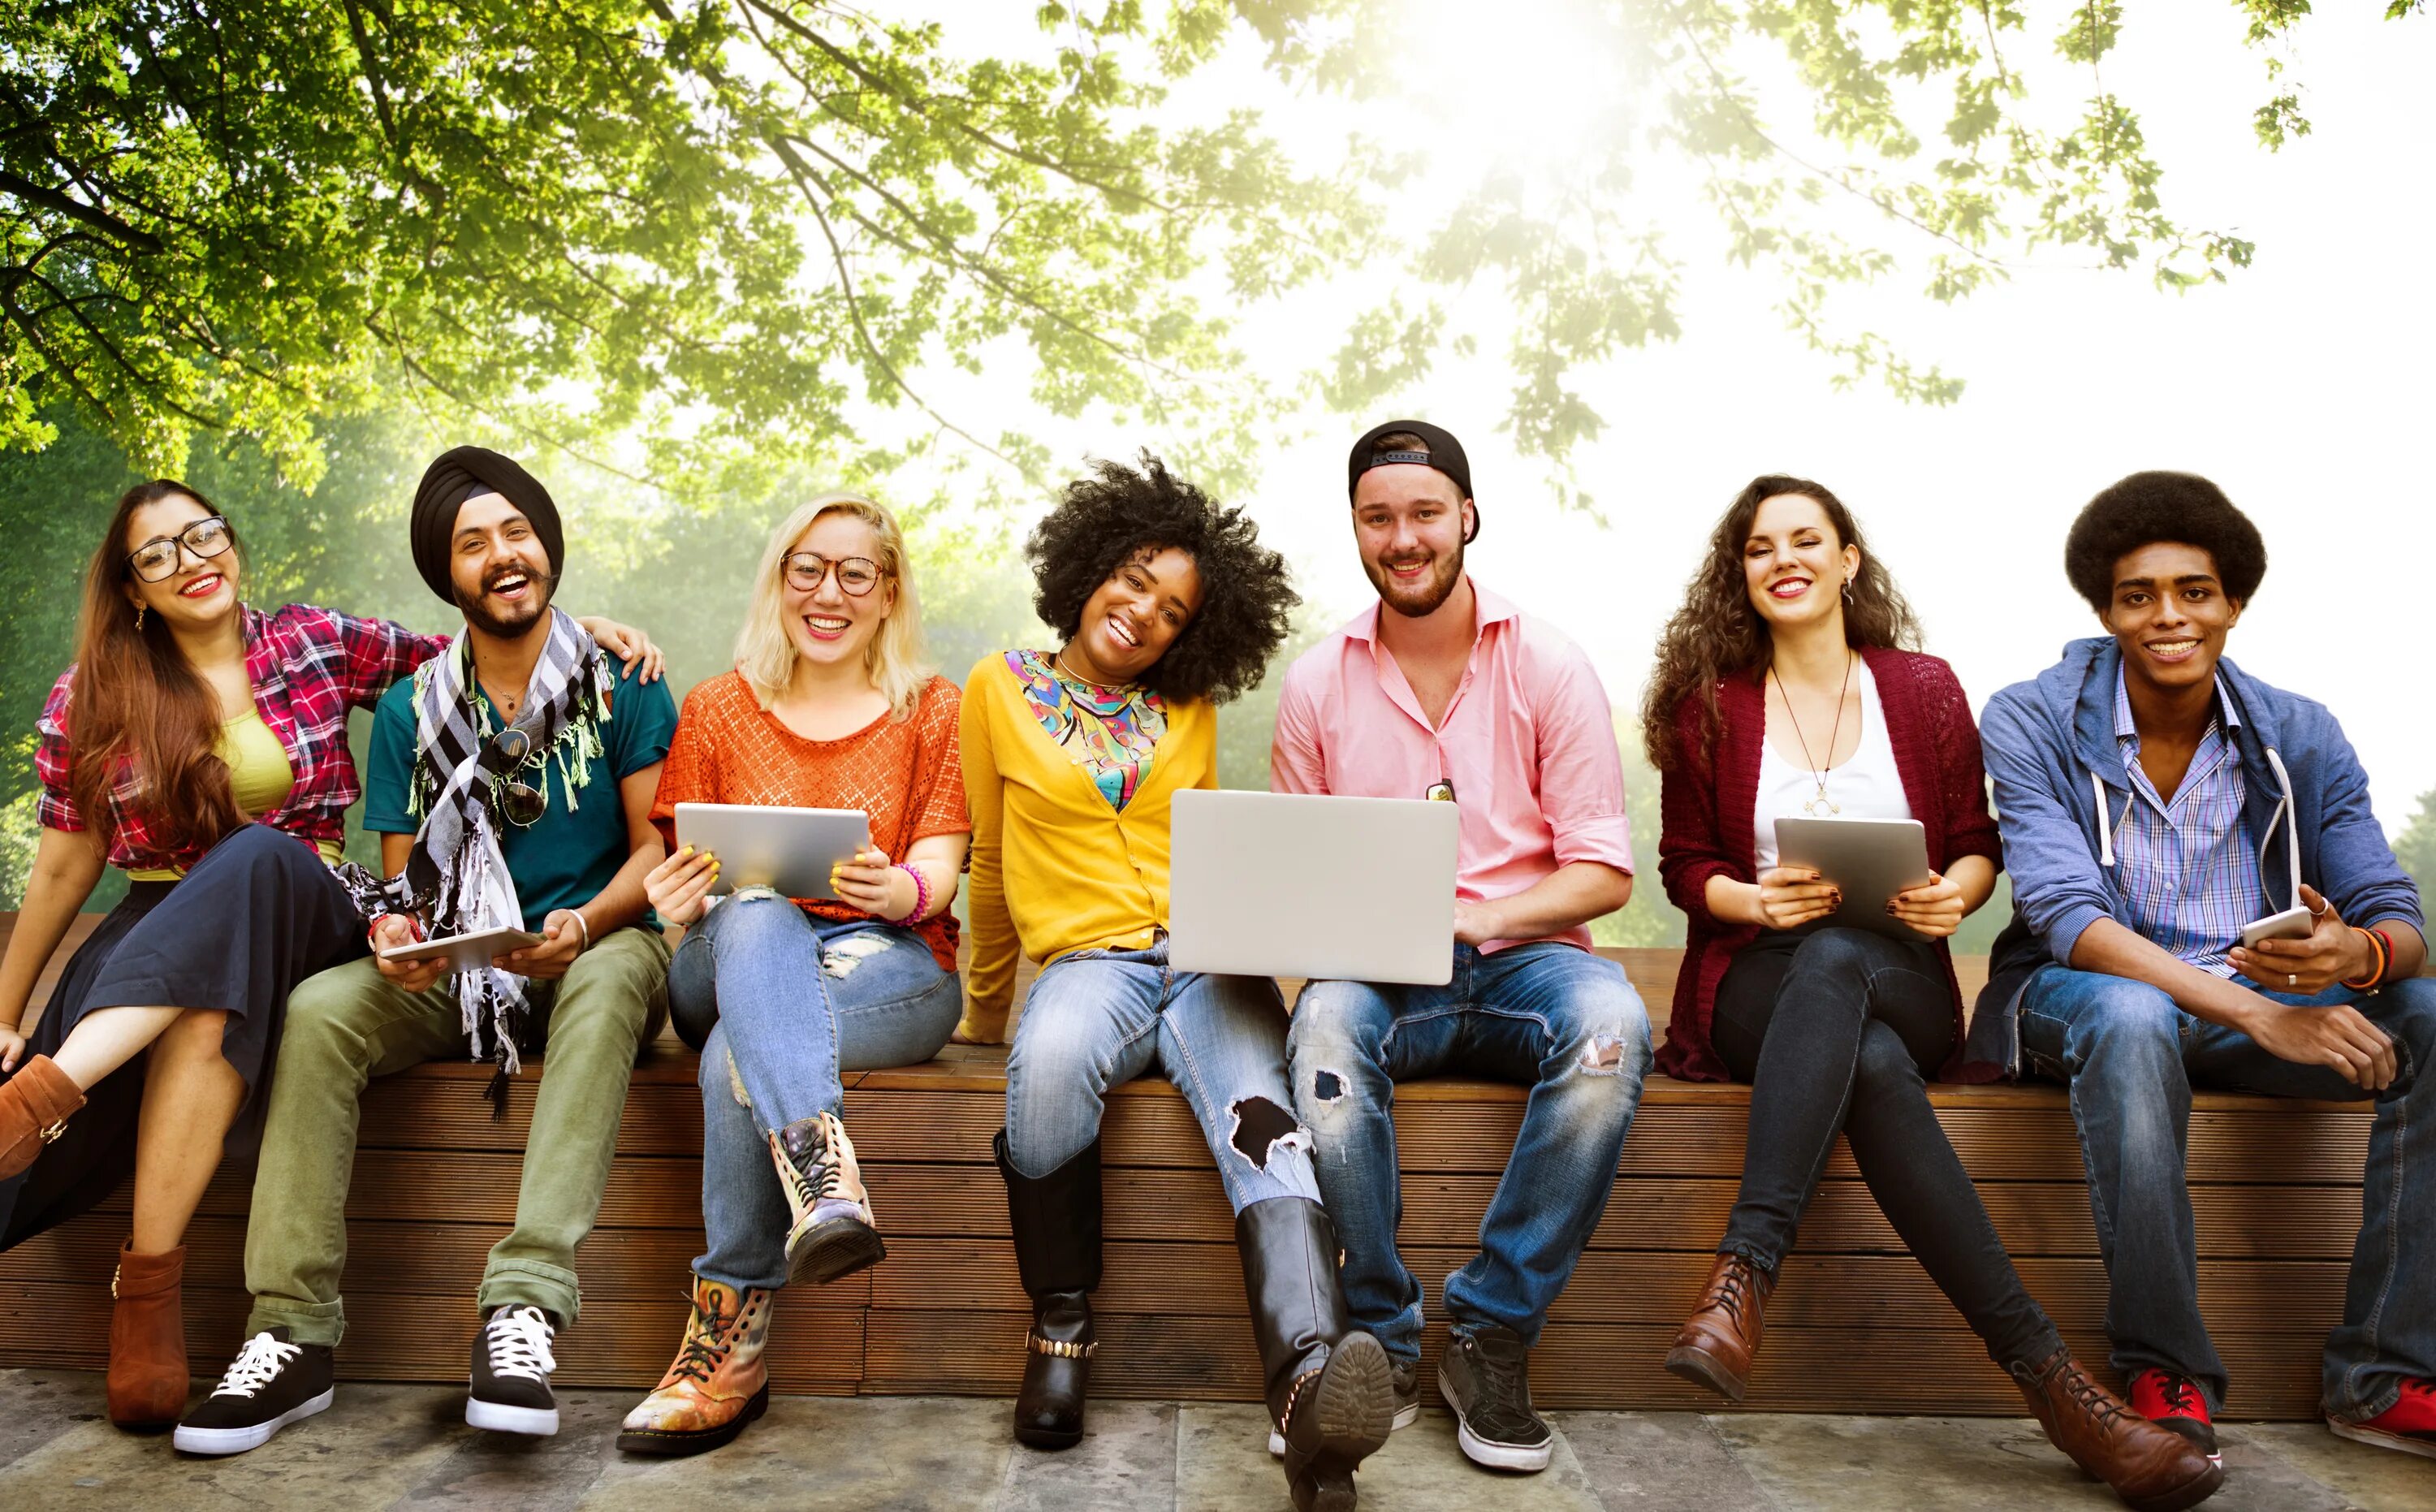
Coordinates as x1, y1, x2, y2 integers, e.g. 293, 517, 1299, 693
1271, 421, 1650, 1474
177, 447, 680, 1456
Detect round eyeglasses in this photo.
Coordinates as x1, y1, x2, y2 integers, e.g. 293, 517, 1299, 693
127, 516, 234, 584
783, 551, 883, 596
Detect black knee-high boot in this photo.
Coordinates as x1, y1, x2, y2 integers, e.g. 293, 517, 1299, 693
996, 1130, 1101, 1450
1238, 1196, 1394, 1512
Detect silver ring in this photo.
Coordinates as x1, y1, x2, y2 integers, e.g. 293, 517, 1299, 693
2288, 973, 2298, 988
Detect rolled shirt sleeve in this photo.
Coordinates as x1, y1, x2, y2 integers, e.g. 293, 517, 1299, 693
1532, 638, 1634, 875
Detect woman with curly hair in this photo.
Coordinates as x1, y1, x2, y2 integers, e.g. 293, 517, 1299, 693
1643, 477, 2218, 1509
961, 455, 1392, 1511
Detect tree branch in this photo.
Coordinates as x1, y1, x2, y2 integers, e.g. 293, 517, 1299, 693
0, 171, 166, 255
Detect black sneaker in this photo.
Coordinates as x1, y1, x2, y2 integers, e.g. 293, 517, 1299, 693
468, 1305, 559, 1435
174, 1329, 335, 1455
1437, 1326, 1552, 1472
1390, 1358, 1420, 1430
1271, 1353, 1423, 1454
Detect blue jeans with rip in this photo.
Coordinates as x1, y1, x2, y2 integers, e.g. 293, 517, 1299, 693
675, 888, 962, 1292
1003, 939, 1320, 1211
1286, 942, 1652, 1366
2019, 965, 2436, 1421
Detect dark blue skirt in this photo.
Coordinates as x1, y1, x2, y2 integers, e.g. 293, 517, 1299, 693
0, 823, 366, 1249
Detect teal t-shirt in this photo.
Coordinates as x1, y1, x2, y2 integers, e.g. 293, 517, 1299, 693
365, 657, 678, 932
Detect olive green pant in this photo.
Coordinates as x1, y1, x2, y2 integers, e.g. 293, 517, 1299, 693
243, 927, 669, 1346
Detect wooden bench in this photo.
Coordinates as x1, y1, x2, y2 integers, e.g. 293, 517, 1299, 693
0, 916, 2377, 1418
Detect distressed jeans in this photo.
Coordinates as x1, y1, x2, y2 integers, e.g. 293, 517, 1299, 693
245, 928, 670, 1342
672, 889, 963, 1292
1287, 942, 1651, 1365
2019, 966, 2436, 1421
1003, 940, 1320, 1210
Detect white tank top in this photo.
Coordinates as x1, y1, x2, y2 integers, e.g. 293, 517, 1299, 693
1752, 660, 1913, 872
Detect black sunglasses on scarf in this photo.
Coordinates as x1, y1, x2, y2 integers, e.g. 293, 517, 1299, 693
479, 727, 548, 829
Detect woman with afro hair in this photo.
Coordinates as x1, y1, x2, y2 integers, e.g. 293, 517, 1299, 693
958, 455, 1394, 1510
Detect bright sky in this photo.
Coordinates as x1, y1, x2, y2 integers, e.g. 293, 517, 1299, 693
905, 3, 2436, 828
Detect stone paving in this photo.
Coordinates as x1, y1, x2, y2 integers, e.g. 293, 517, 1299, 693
1, 1369, 2430, 1510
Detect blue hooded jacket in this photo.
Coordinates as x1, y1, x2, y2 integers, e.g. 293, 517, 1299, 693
1966, 637, 2423, 1075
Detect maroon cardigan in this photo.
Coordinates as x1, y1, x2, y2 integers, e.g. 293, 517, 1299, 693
1653, 647, 2002, 1083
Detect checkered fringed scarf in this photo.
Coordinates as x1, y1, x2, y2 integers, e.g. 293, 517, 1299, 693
339, 607, 611, 1103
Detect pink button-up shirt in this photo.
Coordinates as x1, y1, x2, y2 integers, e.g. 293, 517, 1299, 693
1268, 580, 1633, 953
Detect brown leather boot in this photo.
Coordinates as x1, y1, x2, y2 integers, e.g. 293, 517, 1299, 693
0, 1055, 85, 1181
1663, 1252, 1773, 1402
2011, 1348, 2224, 1512
108, 1241, 190, 1429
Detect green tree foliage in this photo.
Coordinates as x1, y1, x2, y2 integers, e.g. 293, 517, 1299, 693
0, 0, 1368, 490
6, 2, 2413, 503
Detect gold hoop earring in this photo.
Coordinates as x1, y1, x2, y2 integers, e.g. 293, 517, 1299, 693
1841, 580, 1854, 605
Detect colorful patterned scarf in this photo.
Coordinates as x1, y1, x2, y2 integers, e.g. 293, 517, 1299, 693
1008, 650, 1165, 810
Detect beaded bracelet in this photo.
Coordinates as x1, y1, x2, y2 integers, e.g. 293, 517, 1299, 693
896, 862, 931, 924
2340, 925, 2390, 991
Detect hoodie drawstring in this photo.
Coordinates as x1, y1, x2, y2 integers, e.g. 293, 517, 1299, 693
2090, 769, 2132, 869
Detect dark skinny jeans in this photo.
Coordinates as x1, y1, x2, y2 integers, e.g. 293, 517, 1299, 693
1713, 927, 2063, 1370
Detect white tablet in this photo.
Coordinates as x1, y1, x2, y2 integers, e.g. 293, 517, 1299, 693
673, 802, 872, 902
379, 927, 543, 971
1771, 816, 1938, 943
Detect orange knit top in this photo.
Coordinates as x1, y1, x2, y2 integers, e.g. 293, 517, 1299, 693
650, 670, 969, 970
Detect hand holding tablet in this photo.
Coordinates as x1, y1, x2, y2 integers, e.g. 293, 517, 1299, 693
1770, 817, 1941, 943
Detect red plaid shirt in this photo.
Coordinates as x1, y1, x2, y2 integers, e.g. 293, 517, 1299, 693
36, 603, 450, 872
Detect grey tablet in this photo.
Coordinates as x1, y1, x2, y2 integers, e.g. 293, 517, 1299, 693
1168, 789, 1458, 986
379, 927, 543, 971
1772, 816, 1937, 943
673, 801, 872, 902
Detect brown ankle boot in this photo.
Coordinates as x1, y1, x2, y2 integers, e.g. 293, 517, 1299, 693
108, 1241, 190, 1429
2011, 1348, 2224, 1512
0, 1055, 85, 1181
1664, 1252, 1773, 1402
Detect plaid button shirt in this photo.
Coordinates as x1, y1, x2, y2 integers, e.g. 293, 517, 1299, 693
2110, 670, 2268, 978
36, 603, 450, 872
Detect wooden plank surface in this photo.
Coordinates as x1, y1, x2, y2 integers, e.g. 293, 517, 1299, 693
0, 913, 2390, 1419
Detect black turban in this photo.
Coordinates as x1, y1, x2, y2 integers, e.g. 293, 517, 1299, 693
409, 447, 564, 604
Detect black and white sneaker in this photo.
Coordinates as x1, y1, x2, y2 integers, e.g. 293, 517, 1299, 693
467, 1305, 559, 1435
1438, 1326, 1553, 1472
174, 1329, 335, 1455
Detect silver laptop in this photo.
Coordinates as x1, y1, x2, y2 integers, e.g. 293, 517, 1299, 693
1168, 789, 1458, 986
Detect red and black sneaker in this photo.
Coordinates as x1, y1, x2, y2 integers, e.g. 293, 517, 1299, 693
2127, 1369, 2220, 1464
2329, 1377, 2436, 1460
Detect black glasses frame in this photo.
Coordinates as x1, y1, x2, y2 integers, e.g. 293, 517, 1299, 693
126, 515, 235, 584
782, 551, 883, 597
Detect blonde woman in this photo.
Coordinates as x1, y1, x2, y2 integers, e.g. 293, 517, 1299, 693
617, 495, 969, 1457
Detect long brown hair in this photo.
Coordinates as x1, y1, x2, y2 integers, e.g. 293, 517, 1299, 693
66, 481, 248, 857
1639, 475, 1921, 771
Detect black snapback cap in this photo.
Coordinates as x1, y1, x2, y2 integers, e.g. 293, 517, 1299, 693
1347, 419, 1476, 541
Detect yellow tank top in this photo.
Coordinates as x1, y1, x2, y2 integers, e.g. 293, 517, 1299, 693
125, 708, 342, 880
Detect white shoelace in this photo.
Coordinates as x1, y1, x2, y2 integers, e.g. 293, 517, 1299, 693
483, 1306, 557, 1382
211, 1333, 300, 1399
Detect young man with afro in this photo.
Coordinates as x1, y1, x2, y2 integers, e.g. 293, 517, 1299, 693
1971, 470, 2436, 1467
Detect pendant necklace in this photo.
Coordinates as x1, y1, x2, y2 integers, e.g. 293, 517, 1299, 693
1773, 649, 1854, 816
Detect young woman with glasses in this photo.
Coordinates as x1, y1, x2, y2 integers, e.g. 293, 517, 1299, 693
0, 481, 658, 1430
617, 494, 970, 1458
1641, 476, 2220, 1510
961, 456, 1394, 1512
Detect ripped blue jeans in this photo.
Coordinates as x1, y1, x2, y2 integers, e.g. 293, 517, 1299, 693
1288, 942, 1651, 1364
1003, 938, 1319, 1210
673, 888, 962, 1292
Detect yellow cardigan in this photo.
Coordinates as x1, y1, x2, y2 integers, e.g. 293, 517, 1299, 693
956, 651, 1216, 1041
